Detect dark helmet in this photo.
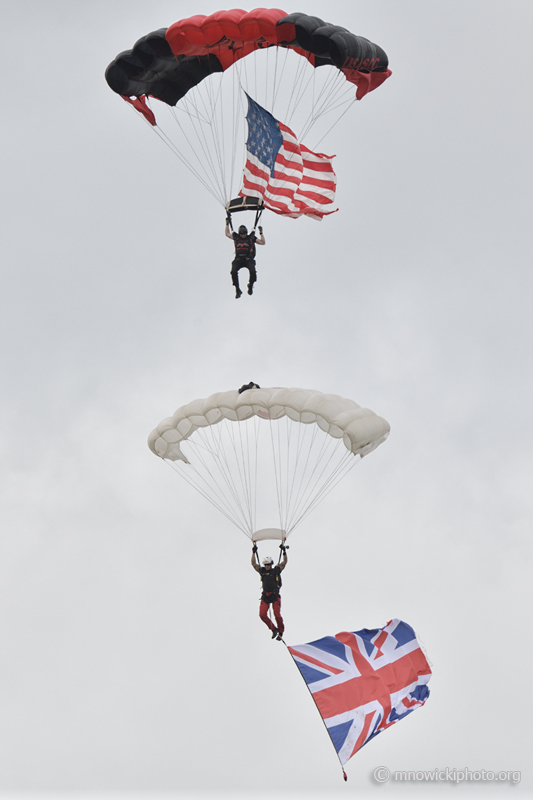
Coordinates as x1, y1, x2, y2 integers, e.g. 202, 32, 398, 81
238, 225, 248, 235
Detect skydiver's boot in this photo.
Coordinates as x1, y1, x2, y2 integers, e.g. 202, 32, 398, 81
276, 632, 283, 641
271, 628, 279, 639
247, 282, 254, 295
235, 287, 242, 298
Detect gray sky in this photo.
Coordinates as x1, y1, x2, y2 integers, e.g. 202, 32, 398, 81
1, 0, 532, 797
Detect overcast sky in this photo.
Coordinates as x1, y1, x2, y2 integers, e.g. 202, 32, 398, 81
1, 1, 532, 797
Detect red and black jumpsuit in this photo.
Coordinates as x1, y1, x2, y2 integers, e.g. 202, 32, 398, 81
231, 233, 257, 291
259, 565, 284, 636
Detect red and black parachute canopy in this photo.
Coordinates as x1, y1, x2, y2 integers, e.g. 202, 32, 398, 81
105, 9, 391, 111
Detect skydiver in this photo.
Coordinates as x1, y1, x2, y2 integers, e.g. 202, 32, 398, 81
225, 218, 265, 299
251, 543, 287, 640
238, 382, 260, 393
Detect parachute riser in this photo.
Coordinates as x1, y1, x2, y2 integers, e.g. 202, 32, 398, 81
251, 530, 288, 566
225, 197, 264, 235
253, 205, 264, 234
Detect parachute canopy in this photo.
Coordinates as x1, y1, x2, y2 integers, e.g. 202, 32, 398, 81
106, 9, 391, 112
105, 11, 391, 210
288, 619, 431, 775
148, 386, 390, 540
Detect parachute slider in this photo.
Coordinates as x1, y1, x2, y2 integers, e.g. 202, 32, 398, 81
252, 528, 286, 543
226, 197, 264, 214
226, 196, 264, 232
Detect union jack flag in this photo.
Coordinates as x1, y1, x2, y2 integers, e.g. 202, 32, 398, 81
239, 94, 337, 220
288, 619, 431, 769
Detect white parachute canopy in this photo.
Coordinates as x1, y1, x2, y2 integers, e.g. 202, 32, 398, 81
148, 387, 390, 541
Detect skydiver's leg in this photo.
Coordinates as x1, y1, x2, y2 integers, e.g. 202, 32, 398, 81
247, 260, 257, 295
271, 598, 284, 636
259, 599, 277, 632
231, 259, 242, 298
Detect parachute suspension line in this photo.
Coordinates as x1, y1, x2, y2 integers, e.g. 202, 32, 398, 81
298, 70, 352, 142
204, 421, 255, 534
300, 70, 339, 136
282, 422, 329, 534
284, 54, 312, 129
268, 416, 286, 535
230, 66, 238, 201
314, 67, 346, 114
164, 456, 250, 537
284, 416, 298, 526
265, 45, 270, 114
239, 52, 252, 105
164, 55, 229, 205
289, 61, 318, 125
227, 416, 258, 534
310, 79, 354, 129
164, 459, 244, 533
169, 95, 226, 204
209, 71, 235, 203
230, 65, 244, 201
230, 416, 256, 533
284, 414, 313, 529
290, 454, 358, 533
281, 416, 296, 531
290, 429, 351, 525
141, 108, 223, 206
279, 416, 294, 532
251, 416, 261, 536
271, 45, 280, 115
263, 416, 347, 537
232, 72, 247, 200
312, 95, 357, 151
202, 74, 229, 203
285, 421, 324, 531
204, 419, 255, 534
181, 429, 252, 534
271, 46, 291, 118
288, 446, 357, 534
291, 445, 359, 532
179, 82, 227, 204
180, 422, 254, 535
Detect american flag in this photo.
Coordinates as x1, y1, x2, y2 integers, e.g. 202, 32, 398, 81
239, 94, 337, 220
288, 619, 431, 769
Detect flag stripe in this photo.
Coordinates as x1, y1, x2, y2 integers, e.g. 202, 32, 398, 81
239, 95, 338, 219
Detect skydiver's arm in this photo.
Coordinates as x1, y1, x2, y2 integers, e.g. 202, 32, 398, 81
279, 548, 288, 571
251, 550, 261, 572
256, 227, 265, 245
225, 222, 234, 240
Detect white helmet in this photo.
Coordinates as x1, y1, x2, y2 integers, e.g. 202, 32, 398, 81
262, 556, 274, 566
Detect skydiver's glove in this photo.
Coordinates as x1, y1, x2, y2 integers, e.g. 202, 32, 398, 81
226, 215, 231, 226
252, 544, 258, 553
258, 226, 263, 234
279, 543, 286, 553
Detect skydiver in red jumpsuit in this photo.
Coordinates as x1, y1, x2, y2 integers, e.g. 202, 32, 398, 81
251, 544, 287, 640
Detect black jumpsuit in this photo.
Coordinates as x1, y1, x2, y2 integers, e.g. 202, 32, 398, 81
231, 233, 257, 291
